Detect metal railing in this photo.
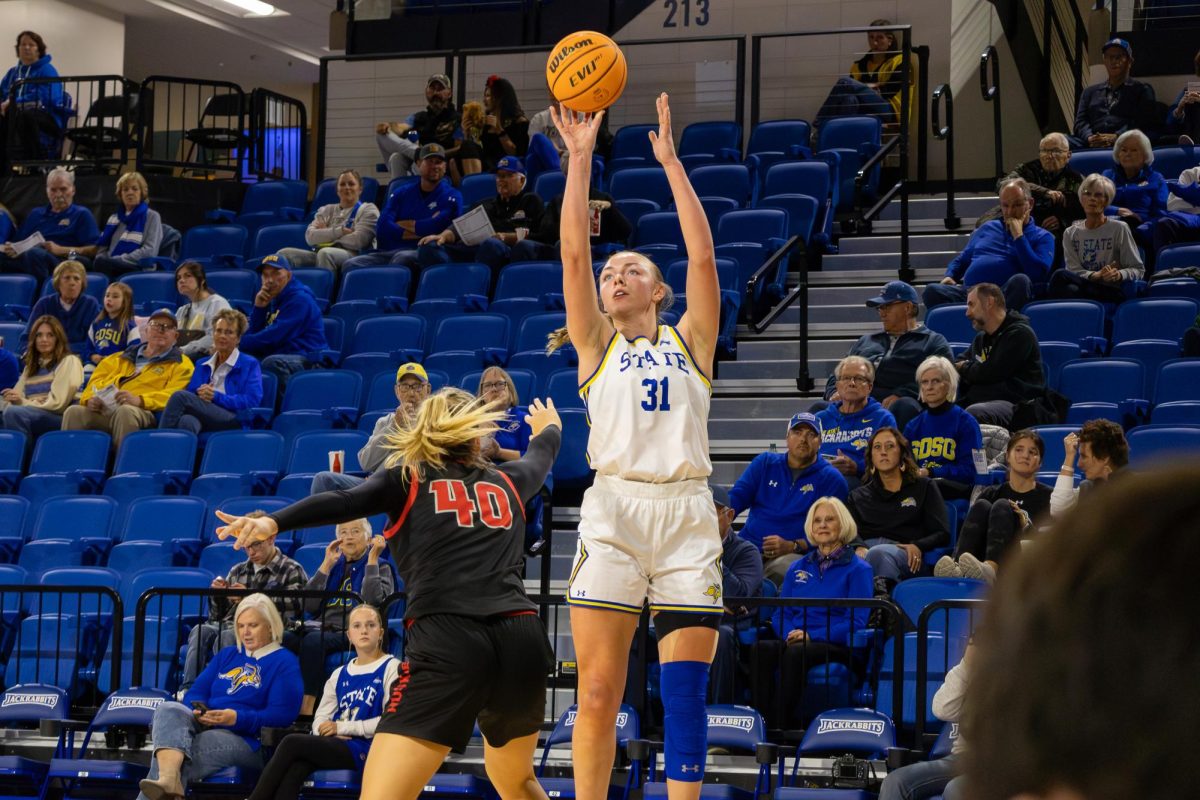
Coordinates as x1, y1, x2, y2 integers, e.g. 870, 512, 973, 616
4, 75, 138, 174
137, 76, 248, 179
931, 84, 961, 230
980, 46, 1003, 179
746, 235, 809, 390
913, 599, 986, 748
249, 88, 309, 182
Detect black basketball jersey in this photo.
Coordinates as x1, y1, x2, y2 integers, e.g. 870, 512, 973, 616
270, 427, 561, 620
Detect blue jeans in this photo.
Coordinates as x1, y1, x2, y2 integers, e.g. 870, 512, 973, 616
311, 471, 364, 493
1, 404, 63, 455
864, 537, 917, 581
0, 249, 91, 283
158, 391, 241, 435
138, 701, 262, 800
418, 238, 513, 276
923, 274, 1033, 311
260, 354, 310, 398
180, 623, 237, 689
341, 249, 419, 270
815, 77, 895, 129
879, 753, 961, 800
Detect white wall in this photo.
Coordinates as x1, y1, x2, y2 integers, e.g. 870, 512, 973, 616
0, 0, 125, 76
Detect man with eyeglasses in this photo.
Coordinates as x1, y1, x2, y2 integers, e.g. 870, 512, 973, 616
61, 307, 193, 447
1069, 38, 1158, 150
977, 133, 1084, 240
311, 362, 431, 494
813, 356, 896, 490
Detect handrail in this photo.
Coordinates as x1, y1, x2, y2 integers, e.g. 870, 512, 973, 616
250, 87, 308, 182
980, 46, 1003, 178
914, 599, 987, 748
1041, 0, 1089, 127
745, 234, 808, 389
914, 45, 930, 185
932, 83, 961, 230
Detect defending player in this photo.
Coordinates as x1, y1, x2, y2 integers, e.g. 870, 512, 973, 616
215, 393, 562, 800
547, 94, 722, 800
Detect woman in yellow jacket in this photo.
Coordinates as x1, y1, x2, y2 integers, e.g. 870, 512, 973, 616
61, 308, 193, 448
815, 19, 915, 131
1, 315, 84, 455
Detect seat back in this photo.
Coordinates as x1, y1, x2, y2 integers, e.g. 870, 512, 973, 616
533, 170, 566, 202
609, 124, 656, 164
287, 430, 369, 474
0, 274, 38, 308
339, 267, 412, 303
798, 708, 896, 758
351, 316, 425, 356
120, 568, 215, 622
609, 168, 672, 208
1155, 243, 1200, 272
514, 312, 567, 353
928, 721, 959, 759
238, 182, 293, 217
198, 430, 286, 475
1067, 149, 1115, 177
1057, 358, 1145, 403
205, 270, 258, 305
28, 430, 109, 473
705, 704, 765, 752
493, 263, 561, 301
112, 430, 197, 476
1126, 425, 1200, 469
431, 314, 509, 354
0, 684, 70, 726
281, 370, 362, 413
747, 119, 811, 157
762, 160, 832, 200
679, 121, 742, 158
715, 209, 786, 245
119, 273, 181, 311
121, 496, 208, 543
1024, 300, 1106, 345
415, 264, 490, 302
31, 495, 119, 541
635, 211, 683, 249
1154, 358, 1200, 404
923, 305, 975, 348
816, 116, 882, 152
248, 223, 308, 261
181, 224, 248, 261
757, 194, 818, 243
551, 409, 592, 488
689, 164, 751, 207
459, 173, 497, 208
90, 687, 172, 731
1113, 298, 1199, 346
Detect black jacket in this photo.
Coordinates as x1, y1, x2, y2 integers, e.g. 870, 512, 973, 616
958, 311, 1045, 406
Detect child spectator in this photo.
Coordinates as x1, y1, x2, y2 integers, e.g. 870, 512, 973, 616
85, 282, 139, 366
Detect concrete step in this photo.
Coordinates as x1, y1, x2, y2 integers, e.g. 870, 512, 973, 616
711, 417, 803, 440
719, 358, 836, 381
711, 460, 753, 485
806, 267, 944, 285
735, 337, 855, 361
838, 233, 972, 255
878, 195, 995, 221
868, 218, 977, 234
822, 250, 956, 270
711, 395, 813, 418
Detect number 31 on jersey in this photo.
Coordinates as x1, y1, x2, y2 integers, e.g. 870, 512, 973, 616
641, 377, 672, 411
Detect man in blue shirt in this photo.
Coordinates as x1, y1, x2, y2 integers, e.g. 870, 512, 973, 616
728, 412, 849, 583
0, 168, 99, 281
341, 143, 463, 272
239, 253, 328, 397
815, 356, 897, 490
923, 178, 1054, 312
1069, 38, 1158, 150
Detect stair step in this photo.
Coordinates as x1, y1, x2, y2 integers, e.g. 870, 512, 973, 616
806, 267, 944, 285
719, 358, 837, 381
877, 195, 995, 220
822, 250, 956, 270
711, 461, 753, 485
837, 233, 973, 255
710, 417, 805, 440
868, 219, 977, 234
735, 337, 855, 360
711, 395, 811, 418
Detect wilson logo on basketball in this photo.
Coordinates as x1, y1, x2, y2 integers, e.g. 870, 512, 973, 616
547, 38, 596, 76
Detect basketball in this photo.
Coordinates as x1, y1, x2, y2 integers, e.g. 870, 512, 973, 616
546, 30, 627, 113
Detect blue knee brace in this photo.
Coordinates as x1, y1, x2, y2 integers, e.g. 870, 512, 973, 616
660, 660, 709, 782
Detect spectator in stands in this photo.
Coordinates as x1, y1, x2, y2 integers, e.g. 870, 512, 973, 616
511, 155, 632, 261
78, 172, 163, 278
291, 518, 395, 715
0, 31, 65, 173
0, 315, 83, 448
0, 168, 100, 282
179, 510, 307, 692
878, 642, 972, 800
452, 100, 486, 183
813, 19, 913, 132
1149, 162, 1200, 256
341, 144, 462, 271
728, 412, 850, 583
814, 356, 896, 490
904, 356, 983, 500
137, 594, 302, 800
311, 362, 430, 494
238, 254, 327, 392
1050, 421, 1128, 518
708, 484, 763, 704
821, 281, 952, 432
955, 282, 1046, 428
417, 155, 543, 277
965, 468, 1200, 800
1166, 48, 1200, 145
753, 497, 873, 729
246, 605, 399, 800
936, 429, 1051, 585
477, 366, 530, 462
159, 309, 262, 436
480, 75, 529, 171
1069, 37, 1158, 150
528, 85, 567, 160
25, 259, 100, 350
374, 73, 461, 181
277, 169, 379, 274
924, 178, 1054, 311
849, 427, 949, 584
976, 133, 1084, 239
62, 307, 193, 447
1049, 173, 1144, 301
174, 261, 231, 359
1103, 129, 1168, 238
85, 282, 139, 366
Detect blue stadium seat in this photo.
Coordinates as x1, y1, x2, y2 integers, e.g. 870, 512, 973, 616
689, 164, 752, 208
205, 270, 258, 311
534, 703, 639, 800
0, 496, 30, 559
425, 314, 510, 385
1067, 149, 1113, 177
757, 194, 818, 244
199, 542, 245, 577
923, 305, 975, 351
410, 263, 491, 345
533, 170, 566, 202
342, 352, 398, 393
643, 705, 768, 800
1039, 341, 1083, 387
817, 116, 882, 209
1112, 298, 1198, 347
698, 197, 738, 232
349, 315, 425, 360
716, 209, 788, 307
1110, 339, 1183, 400
634, 211, 683, 259
103, 430, 198, 504
4, 614, 89, 695
1126, 425, 1200, 469
891, 578, 986, 634
0, 430, 25, 492
44, 688, 171, 795
744, 119, 812, 185
1147, 276, 1200, 301
119, 496, 207, 564
607, 124, 657, 176
0, 322, 27, 354
1154, 243, 1200, 273
678, 121, 742, 171
28, 495, 119, 547
36, 567, 120, 625
97, 613, 181, 693
292, 544, 328, 578
106, 540, 175, 573
1150, 146, 1195, 182
16, 540, 85, 574
610, 168, 672, 209
1153, 358, 1200, 408
544, 369, 584, 409
777, 708, 894, 799
459, 368, 536, 403
119, 272, 181, 314
287, 430, 369, 475
614, 198, 660, 228
337, 266, 412, 307
209, 182, 300, 242
176, 224, 249, 270
18, 430, 110, 508
460, 173, 497, 208
291, 268, 335, 312
0, 683, 69, 796
492, 262, 564, 340
328, 304, 386, 347
0, 274, 38, 322
1023, 300, 1107, 353
1057, 358, 1146, 425
278, 369, 362, 423
190, 429, 286, 506
552, 409, 592, 489
120, 567, 215, 625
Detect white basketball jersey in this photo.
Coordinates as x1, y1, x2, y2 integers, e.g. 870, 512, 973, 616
580, 325, 712, 483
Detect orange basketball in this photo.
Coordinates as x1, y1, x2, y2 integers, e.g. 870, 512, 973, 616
546, 30, 627, 114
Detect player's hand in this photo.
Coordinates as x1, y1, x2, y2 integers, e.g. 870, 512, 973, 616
549, 104, 605, 158
525, 398, 561, 437
648, 93, 679, 167
214, 510, 279, 550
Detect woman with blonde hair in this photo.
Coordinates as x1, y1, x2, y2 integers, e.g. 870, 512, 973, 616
902, 355, 983, 501
79, 171, 164, 278
25, 259, 99, 349
215, 390, 562, 800
1, 314, 83, 448
548, 93, 723, 799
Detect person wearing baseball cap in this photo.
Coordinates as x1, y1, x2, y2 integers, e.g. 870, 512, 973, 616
417, 153, 544, 280
725, 411, 850, 583
239, 252, 327, 399
1069, 36, 1158, 150
374, 72, 461, 180
814, 280, 952, 431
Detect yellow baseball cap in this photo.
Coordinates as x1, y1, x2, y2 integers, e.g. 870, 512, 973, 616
395, 362, 429, 383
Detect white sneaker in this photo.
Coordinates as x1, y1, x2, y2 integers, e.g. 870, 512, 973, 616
958, 552, 996, 585
1180, 135, 1195, 147
933, 555, 962, 578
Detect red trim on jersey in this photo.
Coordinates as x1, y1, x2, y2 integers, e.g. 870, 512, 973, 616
494, 471, 525, 522
384, 475, 421, 539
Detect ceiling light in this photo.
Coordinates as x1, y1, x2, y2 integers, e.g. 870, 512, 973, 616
217, 0, 276, 16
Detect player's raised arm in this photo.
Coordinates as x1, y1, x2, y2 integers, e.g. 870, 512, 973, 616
651, 93, 719, 374
549, 105, 613, 366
